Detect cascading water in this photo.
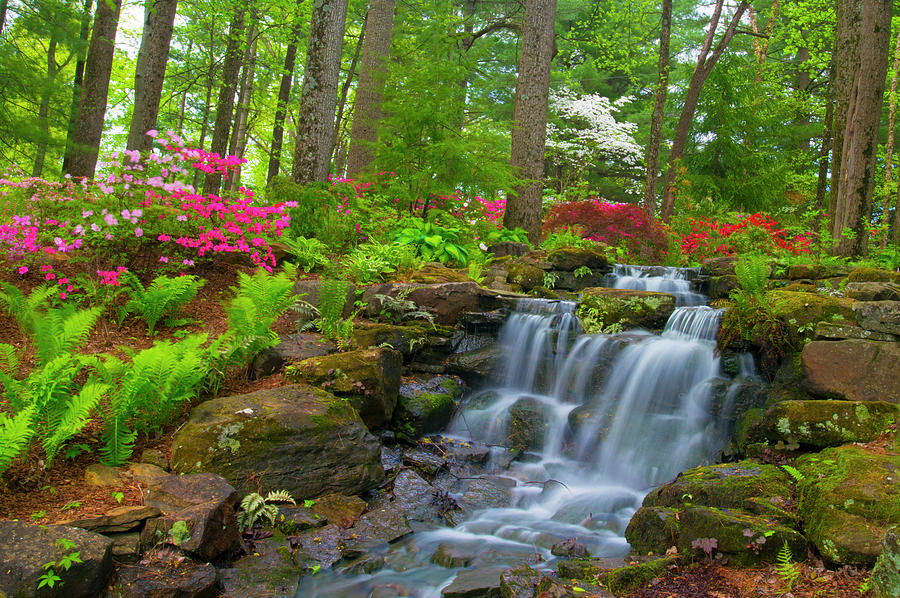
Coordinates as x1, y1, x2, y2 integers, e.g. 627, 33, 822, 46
297, 266, 743, 597
605, 264, 705, 306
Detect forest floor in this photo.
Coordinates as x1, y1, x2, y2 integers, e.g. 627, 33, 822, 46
0, 262, 876, 597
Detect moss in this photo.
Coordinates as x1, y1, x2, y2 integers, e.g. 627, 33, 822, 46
767, 290, 856, 331
598, 556, 681, 596
748, 401, 899, 450
408, 263, 472, 284
871, 526, 900, 597
847, 267, 900, 284
577, 288, 676, 333
546, 247, 609, 272
556, 557, 605, 580
506, 260, 545, 289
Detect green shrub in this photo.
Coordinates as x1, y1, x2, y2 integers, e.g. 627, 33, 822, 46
119, 272, 205, 334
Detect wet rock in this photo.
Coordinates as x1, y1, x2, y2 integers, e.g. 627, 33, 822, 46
576, 288, 677, 332
556, 556, 627, 580
802, 340, 900, 403
388, 469, 443, 522
872, 525, 900, 598
341, 507, 412, 558
489, 242, 530, 257
290, 524, 344, 569
446, 476, 515, 525
363, 282, 483, 325
847, 267, 900, 284
500, 565, 568, 598
351, 322, 451, 363
171, 384, 384, 498
508, 397, 549, 451
277, 505, 326, 532
129, 462, 171, 485
219, 532, 304, 598
796, 445, 900, 565
114, 552, 217, 598
767, 291, 856, 342
140, 473, 240, 562
311, 494, 367, 528
140, 448, 169, 470
546, 247, 610, 272
445, 345, 501, 386
701, 256, 738, 276
409, 263, 474, 284
252, 332, 335, 378
506, 260, 546, 290
708, 275, 739, 300
854, 301, 900, 335
442, 567, 507, 597
845, 282, 900, 301
294, 279, 356, 318
625, 505, 806, 566
0, 520, 113, 598
738, 400, 898, 449
107, 531, 141, 563
402, 448, 447, 477
815, 321, 897, 341
550, 538, 590, 558
285, 348, 401, 429
63, 505, 162, 534
395, 375, 463, 438
642, 461, 795, 523
597, 556, 682, 596
432, 543, 474, 568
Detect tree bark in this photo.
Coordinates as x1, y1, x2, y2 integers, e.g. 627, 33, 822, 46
267, 0, 304, 183
504, 0, 557, 244
127, 0, 179, 151
332, 13, 365, 173
0, 0, 8, 36
815, 72, 835, 211
291, 0, 349, 184
62, 0, 93, 175
642, 0, 671, 215
879, 30, 900, 243
346, 0, 393, 177
225, 16, 258, 191
203, 4, 248, 195
659, 0, 749, 222
65, 0, 122, 179
33, 35, 60, 178
830, 0, 891, 256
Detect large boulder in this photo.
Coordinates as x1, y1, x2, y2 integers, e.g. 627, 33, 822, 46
802, 340, 900, 403
815, 321, 897, 342
114, 555, 218, 598
847, 267, 900, 284
285, 347, 402, 429
444, 344, 501, 386
251, 333, 335, 378
363, 282, 483, 325
505, 260, 546, 290
767, 290, 856, 340
350, 322, 453, 364
140, 473, 240, 562
0, 520, 113, 598
845, 282, 900, 301
796, 445, 900, 565
872, 526, 900, 598
738, 400, 898, 450
171, 384, 384, 499
576, 288, 677, 332
546, 247, 610, 272
409, 263, 473, 284
854, 301, 900, 335
701, 256, 738, 276
395, 374, 463, 437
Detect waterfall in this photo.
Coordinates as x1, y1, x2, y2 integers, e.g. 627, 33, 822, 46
605, 263, 705, 306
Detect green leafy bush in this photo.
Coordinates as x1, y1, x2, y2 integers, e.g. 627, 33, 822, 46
0, 283, 56, 335
283, 235, 330, 273
119, 272, 205, 334
393, 220, 469, 266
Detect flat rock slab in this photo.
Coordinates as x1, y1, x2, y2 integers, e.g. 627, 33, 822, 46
802, 340, 900, 403
114, 556, 217, 598
0, 520, 113, 598
441, 567, 507, 597
63, 505, 161, 533
854, 300, 900, 335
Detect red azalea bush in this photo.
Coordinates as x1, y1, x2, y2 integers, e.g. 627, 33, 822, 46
542, 199, 669, 262
679, 212, 812, 261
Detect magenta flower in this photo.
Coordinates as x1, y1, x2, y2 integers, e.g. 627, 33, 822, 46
17, 266, 27, 274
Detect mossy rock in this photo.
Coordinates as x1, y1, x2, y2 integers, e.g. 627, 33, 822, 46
171, 384, 384, 499
598, 556, 682, 596
872, 525, 900, 598
767, 290, 856, 338
409, 263, 472, 284
802, 340, 900, 403
394, 375, 463, 438
507, 397, 549, 451
741, 400, 899, 450
350, 322, 452, 362
505, 260, 545, 290
625, 505, 806, 566
796, 444, 900, 565
642, 461, 795, 523
285, 347, 402, 429
577, 288, 677, 333
708, 275, 739, 300
546, 247, 610, 272
847, 267, 900, 284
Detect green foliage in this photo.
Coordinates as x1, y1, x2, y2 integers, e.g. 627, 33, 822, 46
375, 288, 435, 325
0, 406, 37, 477
540, 228, 597, 251
42, 382, 108, 466
32, 305, 101, 366
781, 464, 806, 482
282, 235, 330, 273
733, 254, 771, 304
339, 240, 418, 283
302, 279, 356, 347
119, 272, 205, 334
0, 283, 56, 336
168, 520, 191, 546
237, 489, 296, 531
483, 227, 531, 246
268, 177, 327, 239
38, 538, 82, 590
393, 220, 469, 266
775, 541, 801, 590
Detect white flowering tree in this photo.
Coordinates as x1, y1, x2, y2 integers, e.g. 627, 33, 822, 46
544, 90, 644, 198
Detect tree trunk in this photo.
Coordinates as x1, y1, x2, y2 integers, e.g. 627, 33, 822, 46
642, 0, 671, 215
879, 30, 900, 242
65, 0, 122, 179
194, 40, 216, 189
0, 0, 8, 36
203, 4, 248, 195
659, 0, 749, 222
33, 35, 59, 178
828, 0, 864, 218
225, 17, 258, 192
267, 0, 304, 183
176, 38, 193, 133
332, 13, 366, 173
795, 45, 811, 152
127, 0, 179, 151
504, 0, 557, 244
831, 0, 891, 256
346, 0, 393, 177
815, 72, 835, 210
291, 0, 349, 184
62, 0, 93, 175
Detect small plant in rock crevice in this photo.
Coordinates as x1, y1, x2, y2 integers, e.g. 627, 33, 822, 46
238, 490, 296, 531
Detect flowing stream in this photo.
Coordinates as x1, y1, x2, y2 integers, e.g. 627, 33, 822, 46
297, 267, 744, 597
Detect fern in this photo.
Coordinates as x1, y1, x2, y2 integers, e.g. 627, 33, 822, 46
316, 279, 352, 338
733, 255, 770, 301
0, 283, 55, 336
32, 306, 101, 366
43, 382, 108, 466
775, 541, 801, 590
237, 490, 296, 531
120, 273, 205, 334
0, 406, 36, 476
0, 343, 19, 375
98, 415, 137, 467
782, 464, 806, 482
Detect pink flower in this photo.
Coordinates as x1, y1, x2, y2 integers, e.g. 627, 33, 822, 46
134, 227, 143, 237
17, 266, 27, 274
160, 256, 169, 263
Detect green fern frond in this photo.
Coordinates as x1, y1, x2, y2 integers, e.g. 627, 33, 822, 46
0, 283, 55, 336
782, 464, 805, 482
775, 541, 801, 589
0, 405, 36, 476
734, 255, 770, 300
43, 382, 108, 466
122, 275, 205, 334
98, 415, 137, 467
0, 343, 20, 375
264, 489, 296, 504
33, 307, 101, 366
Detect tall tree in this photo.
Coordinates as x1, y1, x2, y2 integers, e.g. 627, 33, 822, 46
0, 0, 8, 36
65, 0, 122, 179
642, 0, 672, 215
830, 0, 891, 256
346, 0, 395, 177
267, 0, 304, 182
879, 29, 900, 244
225, 15, 258, 191
333, 13, 365, 174
127, 0, 179, 151
660, 0, 749, 221
291, 0, 349, 184
61, 0, 94, 174
504, 0, 557, 244
828, 0, 862, 218
203, 4, 248, 195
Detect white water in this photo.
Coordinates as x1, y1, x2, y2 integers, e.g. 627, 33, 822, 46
297, 267, 741, 597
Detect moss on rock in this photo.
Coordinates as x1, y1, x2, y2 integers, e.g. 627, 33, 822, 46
847, 267, 900, 284
577, 288, 677, 333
